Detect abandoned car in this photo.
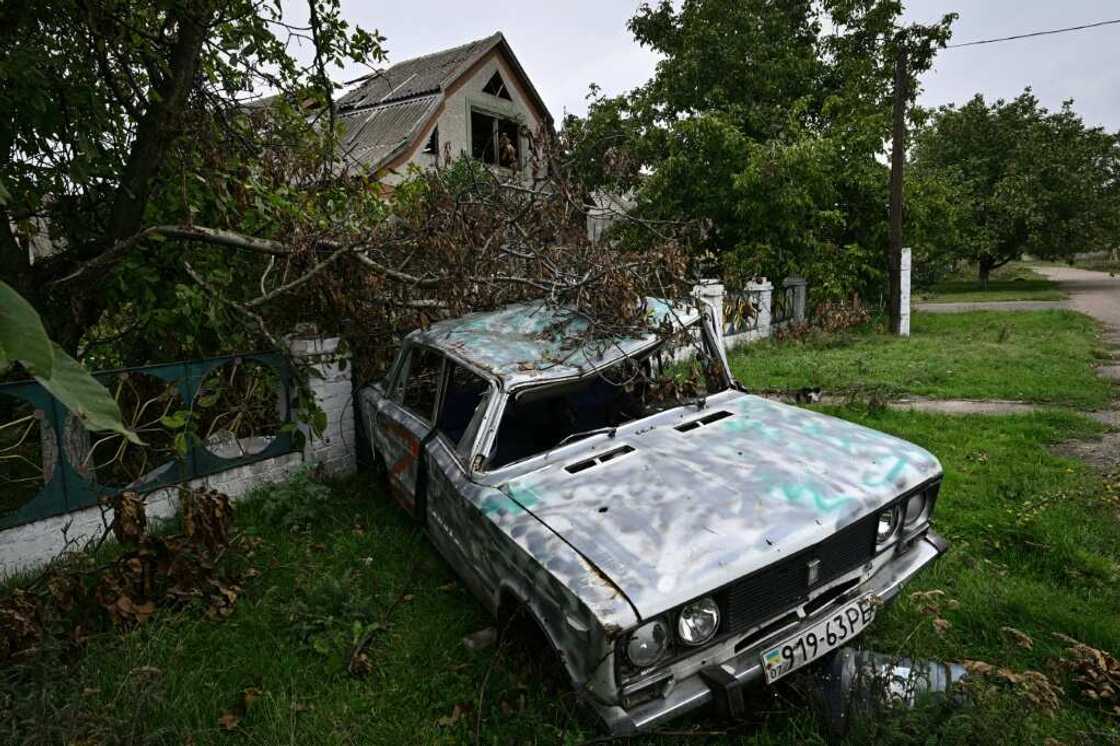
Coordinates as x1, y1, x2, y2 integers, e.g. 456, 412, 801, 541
358, 299, 947, 733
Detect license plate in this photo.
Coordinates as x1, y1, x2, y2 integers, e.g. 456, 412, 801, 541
761, 597, 876, 683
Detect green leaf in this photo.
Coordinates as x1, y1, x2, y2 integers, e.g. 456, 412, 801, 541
36, 344, 142, 444
160, 410, 191, 429
0, 280, 54, 378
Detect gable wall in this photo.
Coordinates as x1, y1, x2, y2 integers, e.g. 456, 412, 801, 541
382, 48, 547, 183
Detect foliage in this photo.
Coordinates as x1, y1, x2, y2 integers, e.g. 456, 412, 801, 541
563, 0, 955, 305
1, 1, 700, 391
0, 0, 385, 362
250, 465, 334, 532
0, 485, 242, 663
0, 280, 137, 442
910, 91, 1120, 285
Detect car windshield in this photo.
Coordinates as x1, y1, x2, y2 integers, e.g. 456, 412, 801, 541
485, 324, 729, 469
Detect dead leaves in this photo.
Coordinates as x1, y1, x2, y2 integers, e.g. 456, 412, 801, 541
0, 590, 43, 660
909, 588, 959, 637
963, 660, 1062, 715
0, 485, 250, 662
1054, 633, 1120, 717
108, 491, 147, 545
218, 687, 263, 731
181, 487, 232, 551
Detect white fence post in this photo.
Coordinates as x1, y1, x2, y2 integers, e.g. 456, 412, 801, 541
899, 248, 911, 337
693, 279, 726, 348
747, 279, 773, 339
784, 277, 808, 323
287, 334, 356, 477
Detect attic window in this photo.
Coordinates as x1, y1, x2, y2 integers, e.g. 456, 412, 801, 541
424, 126, 439, 155
471, 110, 520, 168
482, 71, 511, 100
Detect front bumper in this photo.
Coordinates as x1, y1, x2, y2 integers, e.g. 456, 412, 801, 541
594, 530, 948, 735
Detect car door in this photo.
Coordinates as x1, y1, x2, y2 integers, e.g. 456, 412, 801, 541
377, 343, 443, 515
424, 359, 500, 594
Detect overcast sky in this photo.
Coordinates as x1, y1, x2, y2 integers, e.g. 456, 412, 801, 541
303, 1, 1120, 130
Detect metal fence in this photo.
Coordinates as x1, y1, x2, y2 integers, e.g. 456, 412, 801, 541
0, 353, 296, 531
771, 281, 799, 329
723, 291, 764, 337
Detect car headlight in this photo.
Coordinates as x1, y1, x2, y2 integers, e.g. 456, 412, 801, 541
626, 619, 669, 667
876, 505, 901, 543
903, 491, 928, 527
677, 597, 720, 646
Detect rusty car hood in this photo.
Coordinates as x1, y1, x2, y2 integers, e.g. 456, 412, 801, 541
498, 392, 942, 620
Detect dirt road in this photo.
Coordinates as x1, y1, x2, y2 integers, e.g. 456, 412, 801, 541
1034, 265, 1120, 346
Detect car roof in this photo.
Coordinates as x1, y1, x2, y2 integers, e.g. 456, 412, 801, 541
410, 298, 703, 386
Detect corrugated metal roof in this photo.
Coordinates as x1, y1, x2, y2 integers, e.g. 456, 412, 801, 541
337, 34, 500, 112
338, 95, 439, 169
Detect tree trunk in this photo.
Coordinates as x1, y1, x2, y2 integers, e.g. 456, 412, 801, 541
108, 6, 211, 243
979, 260, 992, 289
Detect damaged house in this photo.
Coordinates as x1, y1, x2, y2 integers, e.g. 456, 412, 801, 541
335, 32, 553, 184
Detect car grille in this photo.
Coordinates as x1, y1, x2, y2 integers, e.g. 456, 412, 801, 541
719, 511, 880, 636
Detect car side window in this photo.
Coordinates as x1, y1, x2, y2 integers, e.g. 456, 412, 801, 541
397, 346, 442, 422
437, 361, 491, 455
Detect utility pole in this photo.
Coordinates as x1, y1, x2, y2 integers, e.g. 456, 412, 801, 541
887, 35, 908, 335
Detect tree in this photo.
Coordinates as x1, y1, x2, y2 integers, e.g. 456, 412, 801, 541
0, 0, 383, 358
562, 0, 954, 305
910, 91, 1120, 286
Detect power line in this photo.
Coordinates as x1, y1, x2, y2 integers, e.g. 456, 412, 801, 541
946, 17, 1120, 48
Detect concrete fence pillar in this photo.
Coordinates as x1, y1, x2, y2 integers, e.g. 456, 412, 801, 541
692, 279, 726, 344
287, 334, 356, 477
784, 277, 809, 324
899, 248, 912, 338
746, 279, 773, 339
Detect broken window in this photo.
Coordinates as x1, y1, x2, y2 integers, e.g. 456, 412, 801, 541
396, 346, 442, 422
471, 110, 520, 169
423, 126, 439, 155
482, 70, 511, 100
436, 361, 490, 454
486, 322, 729, 469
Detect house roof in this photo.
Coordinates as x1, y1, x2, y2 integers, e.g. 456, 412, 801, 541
338, 95, 440, 168
335, 32, 552, 172
410, 299, 703, 387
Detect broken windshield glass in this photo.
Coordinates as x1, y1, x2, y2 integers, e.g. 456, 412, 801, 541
485, 325, 729, 469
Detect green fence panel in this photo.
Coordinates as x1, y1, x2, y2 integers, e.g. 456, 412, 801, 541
0, 352, 295, 531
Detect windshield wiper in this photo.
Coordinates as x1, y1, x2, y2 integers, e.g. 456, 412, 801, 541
556, 426, 617, 448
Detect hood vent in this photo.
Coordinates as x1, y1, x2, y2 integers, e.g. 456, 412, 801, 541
675, 410, 733, 433
565, 444, 635, 474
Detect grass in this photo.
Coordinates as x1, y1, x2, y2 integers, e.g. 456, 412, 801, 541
916, 262, 1066, 304
3, 408, 1119, 744
729, 310, 1113, 409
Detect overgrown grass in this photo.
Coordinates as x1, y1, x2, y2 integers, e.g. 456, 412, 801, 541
917, 262, 1066, 304
4, 405, 1120, 744
730, 310, 1113, 408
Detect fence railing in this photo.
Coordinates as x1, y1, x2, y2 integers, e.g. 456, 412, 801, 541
0, 353, 296, 531
708, 277, 807, 348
